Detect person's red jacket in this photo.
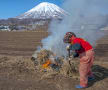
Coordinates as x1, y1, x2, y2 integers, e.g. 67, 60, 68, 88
70, 37, 93, 54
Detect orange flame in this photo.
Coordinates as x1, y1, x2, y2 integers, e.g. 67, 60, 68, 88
42, 60, 51, 69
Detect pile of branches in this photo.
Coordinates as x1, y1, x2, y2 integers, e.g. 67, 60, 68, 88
31, 49, 79, 79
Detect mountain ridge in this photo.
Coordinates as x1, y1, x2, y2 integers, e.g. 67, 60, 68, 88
16, 2, 66, 19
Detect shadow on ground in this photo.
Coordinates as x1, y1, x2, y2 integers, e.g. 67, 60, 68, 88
88, 65, 108, 87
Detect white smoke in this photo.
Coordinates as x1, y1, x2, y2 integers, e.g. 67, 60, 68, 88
41, 0, 108, 56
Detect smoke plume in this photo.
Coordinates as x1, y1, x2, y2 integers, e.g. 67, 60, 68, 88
41, 0, 108, 56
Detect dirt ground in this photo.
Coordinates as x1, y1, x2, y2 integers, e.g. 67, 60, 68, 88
0, 31, 108, 90
0, 31, 48, 56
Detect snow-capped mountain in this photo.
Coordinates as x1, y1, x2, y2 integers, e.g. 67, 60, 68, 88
16, 2, 66, 19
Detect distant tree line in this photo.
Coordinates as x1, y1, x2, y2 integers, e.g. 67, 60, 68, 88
0, 18, 53, 31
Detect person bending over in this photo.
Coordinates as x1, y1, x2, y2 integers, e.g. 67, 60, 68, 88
63, 32, 95, 88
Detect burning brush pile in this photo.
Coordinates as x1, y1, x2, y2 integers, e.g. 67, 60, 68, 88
31, 49, 79, 79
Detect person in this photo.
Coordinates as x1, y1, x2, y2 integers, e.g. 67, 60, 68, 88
63, 32, 95, 88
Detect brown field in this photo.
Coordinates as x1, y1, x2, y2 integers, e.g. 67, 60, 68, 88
0, 31, 48, 56
0, 31, 108, 90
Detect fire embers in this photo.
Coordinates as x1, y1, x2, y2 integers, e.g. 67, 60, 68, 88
42, 60, 51, 69
31, 49, 79, 79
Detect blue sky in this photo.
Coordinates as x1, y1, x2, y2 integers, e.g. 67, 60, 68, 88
0, 0, 63, 19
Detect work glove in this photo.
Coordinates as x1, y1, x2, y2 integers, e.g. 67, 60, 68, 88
66, 44, 72, 51
73, 52, 79, 58
66, 45, 70, 50
69, 51, 79, 58
68, 53, 79, 61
